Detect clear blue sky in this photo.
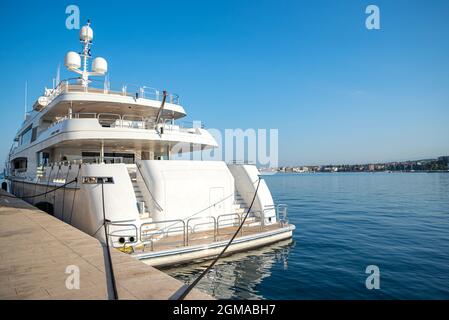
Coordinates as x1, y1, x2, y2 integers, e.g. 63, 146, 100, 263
1, 0, 448, 167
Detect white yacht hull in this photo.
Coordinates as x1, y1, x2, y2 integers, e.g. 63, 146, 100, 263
6, 161, 294, 267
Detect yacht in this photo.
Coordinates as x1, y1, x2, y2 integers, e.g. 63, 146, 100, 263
3, 22, 295, 266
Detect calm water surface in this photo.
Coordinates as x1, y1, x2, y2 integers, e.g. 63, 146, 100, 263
164, 173, 449, 299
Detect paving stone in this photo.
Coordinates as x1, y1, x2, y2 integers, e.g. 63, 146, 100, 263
0, 190, 212, 300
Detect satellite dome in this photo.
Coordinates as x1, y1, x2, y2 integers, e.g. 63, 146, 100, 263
80, 25, 93, 42
92, 57, 108, 74
64, 51, 81, 69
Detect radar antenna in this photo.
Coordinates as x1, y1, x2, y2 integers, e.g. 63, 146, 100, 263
64, 20, 108, 87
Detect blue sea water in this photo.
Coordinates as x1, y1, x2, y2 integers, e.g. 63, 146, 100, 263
164, 172, 449, 299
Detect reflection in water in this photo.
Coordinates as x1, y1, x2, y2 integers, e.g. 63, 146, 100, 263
162, 239, 294, 299
160, 174, 449, 299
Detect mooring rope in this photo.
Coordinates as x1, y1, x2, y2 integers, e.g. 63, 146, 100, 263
61, 165, 72, 221
21, 177, 25, 197
171, 177, 262, 300
33, 171, 39, 197
1, 179, 78, 199
68, 164, 82, 225
53, 165, 61, 205
44, 165, 54, 199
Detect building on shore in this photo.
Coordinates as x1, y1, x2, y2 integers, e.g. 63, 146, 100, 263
269, 156, 449, 173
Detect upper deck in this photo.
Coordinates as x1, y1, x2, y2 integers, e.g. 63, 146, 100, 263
48, 79, 182, 106
6, 77, 216, 160
12, 78, 190, 140
24, 79, 187, 129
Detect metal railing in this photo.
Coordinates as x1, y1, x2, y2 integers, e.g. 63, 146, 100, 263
38, 157, 134, 168
140, 219, 186, 251
98, 113, 121, 127
261, 204, 288, 227
228, 160, 256, 165
82, 156, 134, 164
123, 84, 180, 104
276, 204, 289, 226
47, 79, 180, 105
186, 216, 217, 244
135, 204, 289, 252
217, 213, 242, 236
50, 112, 203, 134
106, 222, 139, 249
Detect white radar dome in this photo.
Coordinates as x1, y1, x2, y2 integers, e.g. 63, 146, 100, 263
79, 25, 93, 42
92, 57, 108, 74
64, 51, 81, 69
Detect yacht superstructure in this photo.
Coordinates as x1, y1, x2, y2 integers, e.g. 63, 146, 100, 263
4, 22, 294, 266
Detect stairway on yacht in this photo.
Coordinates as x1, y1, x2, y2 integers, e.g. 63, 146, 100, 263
233, 190, 259, 226
127, 165, 159, 243
127, 165, 151, 219
233, 191, 248, 214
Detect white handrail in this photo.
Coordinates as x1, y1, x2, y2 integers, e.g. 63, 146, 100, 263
50, 112, 201, 134
47, 79, 180, 105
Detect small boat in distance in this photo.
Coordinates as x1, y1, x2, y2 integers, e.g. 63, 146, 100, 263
3, 21, 294, 266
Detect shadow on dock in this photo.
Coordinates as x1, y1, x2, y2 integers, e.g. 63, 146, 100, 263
0, 190, 212, 300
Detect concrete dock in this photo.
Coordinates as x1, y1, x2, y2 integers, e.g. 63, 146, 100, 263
0, 190, 211, 300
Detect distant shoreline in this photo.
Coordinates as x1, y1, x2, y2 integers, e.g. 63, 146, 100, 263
265, 170, 449, 174
264, 156, 449, 174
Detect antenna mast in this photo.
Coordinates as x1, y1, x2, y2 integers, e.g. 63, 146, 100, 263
64, 20, 108, 88
56, 64, 61, 87
24, 81, 28, 120
80, 19, 93, 87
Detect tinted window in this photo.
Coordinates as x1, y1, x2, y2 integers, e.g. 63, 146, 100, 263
20, 125, 33, 145
31, 127, 37, 142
